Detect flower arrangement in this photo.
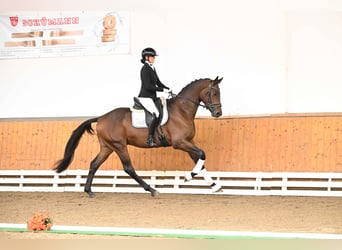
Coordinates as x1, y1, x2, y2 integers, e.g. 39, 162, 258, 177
27, 211, 53, 231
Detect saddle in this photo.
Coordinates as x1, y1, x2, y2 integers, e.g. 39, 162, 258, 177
130, 97, 168, 128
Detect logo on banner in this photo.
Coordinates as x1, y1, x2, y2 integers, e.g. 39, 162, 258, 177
9, 16, 19, 27
101, 15, 117, 42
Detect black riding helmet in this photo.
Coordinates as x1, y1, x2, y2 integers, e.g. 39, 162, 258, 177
142, 47, 158, 57
141, 47, 158, 63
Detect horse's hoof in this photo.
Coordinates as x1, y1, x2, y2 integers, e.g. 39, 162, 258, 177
86, 192, 96, 198
212, 186, 223, 193
151, 190, 159, 197
184, 172, 192, 182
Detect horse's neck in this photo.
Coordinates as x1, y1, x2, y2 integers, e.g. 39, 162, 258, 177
173, 82, 205, 118
176, 98, 199, 119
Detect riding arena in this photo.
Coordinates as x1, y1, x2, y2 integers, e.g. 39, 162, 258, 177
1, 1, 342, 248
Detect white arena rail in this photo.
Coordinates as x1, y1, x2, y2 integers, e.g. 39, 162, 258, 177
0, 170, 342, 197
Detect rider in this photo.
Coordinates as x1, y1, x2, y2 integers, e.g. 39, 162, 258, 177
138, 47, 170, 147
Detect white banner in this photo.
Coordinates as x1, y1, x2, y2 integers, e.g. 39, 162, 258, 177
0, 11, 130, 59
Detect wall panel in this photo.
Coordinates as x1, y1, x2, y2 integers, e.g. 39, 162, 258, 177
0, 114, 341, 172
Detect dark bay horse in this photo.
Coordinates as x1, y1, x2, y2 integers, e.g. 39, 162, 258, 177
54, 76, 223, 197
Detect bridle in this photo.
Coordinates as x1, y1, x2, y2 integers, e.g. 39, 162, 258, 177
204, 80, 222, 112
171, 80, 222, 112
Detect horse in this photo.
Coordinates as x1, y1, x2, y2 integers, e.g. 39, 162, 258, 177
54, 76, 223, 198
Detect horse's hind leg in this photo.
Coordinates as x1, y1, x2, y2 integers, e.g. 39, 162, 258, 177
114, 144, 159, 197
124, 163, 159, 196
84, 146, 112, 198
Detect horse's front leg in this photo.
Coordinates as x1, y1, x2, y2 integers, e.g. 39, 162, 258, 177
182, 145, 222, 193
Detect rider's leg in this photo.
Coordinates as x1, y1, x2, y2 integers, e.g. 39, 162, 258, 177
147, 112, 158, 147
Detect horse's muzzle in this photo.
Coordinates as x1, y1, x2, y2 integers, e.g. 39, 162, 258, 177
207, 103, 222, 118
212, 110, 222, 118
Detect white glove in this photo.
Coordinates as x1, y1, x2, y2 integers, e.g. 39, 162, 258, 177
163, 88, 171, 94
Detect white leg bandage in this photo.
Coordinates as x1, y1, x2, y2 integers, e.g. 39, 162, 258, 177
185, 159, 205, 181
192, 159, 205, 174
201, 168, 222, 193
212, 183, 222, 193
201, 168, 214, 185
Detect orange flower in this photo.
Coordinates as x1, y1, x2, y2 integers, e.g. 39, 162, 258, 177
27, 211, 53, 231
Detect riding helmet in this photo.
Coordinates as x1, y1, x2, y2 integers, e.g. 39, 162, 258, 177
142, 47, 158, 58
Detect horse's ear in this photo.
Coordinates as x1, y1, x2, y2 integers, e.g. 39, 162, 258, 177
214, 76, 223, 84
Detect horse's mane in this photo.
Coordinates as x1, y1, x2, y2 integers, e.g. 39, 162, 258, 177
167, 78, 210, 105
179, 78, 210, 94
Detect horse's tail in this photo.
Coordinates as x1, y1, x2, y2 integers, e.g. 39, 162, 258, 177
54, 117, 98, 173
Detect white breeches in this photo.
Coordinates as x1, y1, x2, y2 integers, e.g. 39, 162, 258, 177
137, 97, 159, 116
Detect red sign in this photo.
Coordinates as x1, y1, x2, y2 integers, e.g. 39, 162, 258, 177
9, 16, 18, 27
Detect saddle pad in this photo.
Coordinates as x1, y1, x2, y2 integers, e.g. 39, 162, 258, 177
130, 102, 168, 128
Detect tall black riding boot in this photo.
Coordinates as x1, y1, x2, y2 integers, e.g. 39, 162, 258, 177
147, 113, 158, 147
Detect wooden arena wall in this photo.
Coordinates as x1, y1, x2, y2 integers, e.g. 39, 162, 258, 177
0, 114, 341, 172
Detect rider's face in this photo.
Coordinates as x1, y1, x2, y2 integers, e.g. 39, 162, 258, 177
146, 56, 155, 64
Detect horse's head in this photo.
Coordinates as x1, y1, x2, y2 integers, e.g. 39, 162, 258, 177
200, 76, 223, 118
